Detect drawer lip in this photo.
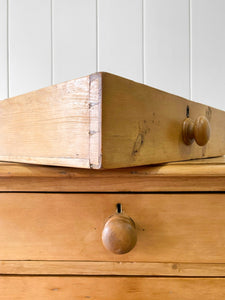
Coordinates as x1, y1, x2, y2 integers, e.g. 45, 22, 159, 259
0, 156, 225, 192
0, 193, 225, 263
0, 176, 224, 192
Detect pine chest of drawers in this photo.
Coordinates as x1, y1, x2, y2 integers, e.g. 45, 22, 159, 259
0, 157, 225, 299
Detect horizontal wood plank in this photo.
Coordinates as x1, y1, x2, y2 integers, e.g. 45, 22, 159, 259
0, 277, 225, 299
1, 261, 225, 277
0, 193, 225, 262
0, 157, 224, 192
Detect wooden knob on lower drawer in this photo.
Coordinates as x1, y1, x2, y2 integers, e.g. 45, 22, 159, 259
183, 116, 210, 146
102, 213, 137, 255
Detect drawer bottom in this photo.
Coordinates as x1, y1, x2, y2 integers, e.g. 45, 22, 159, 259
0, 276, 224, 299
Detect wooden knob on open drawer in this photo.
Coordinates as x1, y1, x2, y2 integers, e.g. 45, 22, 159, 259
183, 116, 210, 146
102, 213, 137, 254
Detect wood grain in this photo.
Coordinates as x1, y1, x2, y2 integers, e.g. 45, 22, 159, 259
0, 193, 225, 262
0, 157, 224, 192
0, 72, 225, 168
101, 73, 225, 168
0, 277, 225, 299
0, 74, 101, 168
1, 261, 225, 277
89, 73, 102, 168
102, 213, 137, 254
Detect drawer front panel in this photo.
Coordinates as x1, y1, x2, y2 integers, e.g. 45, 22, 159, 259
0, 277, 225, 299
0, 193, 225, 262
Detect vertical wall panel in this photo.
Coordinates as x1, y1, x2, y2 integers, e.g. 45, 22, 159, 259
144, 0, 190, 98
192, 0, 225, 110
9, 0, 51, 97
98, 0, 143, 83
53, 0, 96, 84
0, 0, 8, 99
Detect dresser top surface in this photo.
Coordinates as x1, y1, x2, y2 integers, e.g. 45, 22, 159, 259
0, 156, 224, 192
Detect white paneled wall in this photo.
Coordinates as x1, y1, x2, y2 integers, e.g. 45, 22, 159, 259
191, 0, 225, 109
0, 0, 8, 99
0, 0, 225, 110
8, 0, 52, 97
98, 0, 143, 82
144, 0, 190, 99
53, 0, 96, 84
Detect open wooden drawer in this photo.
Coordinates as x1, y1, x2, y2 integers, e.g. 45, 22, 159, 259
0, 72, 225, 169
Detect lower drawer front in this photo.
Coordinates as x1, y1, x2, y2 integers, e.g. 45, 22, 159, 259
0, 193, 225, 262
0, 277, 225, 299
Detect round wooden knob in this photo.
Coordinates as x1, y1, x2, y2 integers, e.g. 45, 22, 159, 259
194, 116, 210, 146
183, 116, 210, 146
102, 213, 137, 255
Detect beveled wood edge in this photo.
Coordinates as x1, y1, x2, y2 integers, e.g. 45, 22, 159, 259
1, 261, 225, 277
0, 176, 224, 192
0, 156, 90, 168
0, 156, 224, 191
0, 156, 224, 177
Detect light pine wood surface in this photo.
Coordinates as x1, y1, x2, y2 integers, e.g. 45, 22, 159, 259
0, 193, 224, 263
101, 73, 225, 168
0, 277, 225, 299
1, 261, 225, 277
0, 159, 224, 297
0, 156, 224, 192
0, 74, 101, 168
0, 72, 225, 168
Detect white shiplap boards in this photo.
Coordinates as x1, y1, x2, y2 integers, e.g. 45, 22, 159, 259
98, 0, 143, 83
144, 0, 190, 99
8, 0, 51, 97
53, 0, 96, 84
0, 0, 225, 110
0, 0, 8, 99
191, 0, 225, 110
